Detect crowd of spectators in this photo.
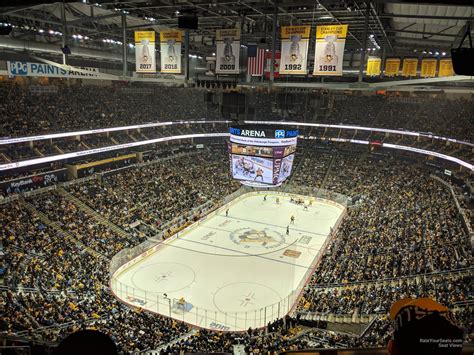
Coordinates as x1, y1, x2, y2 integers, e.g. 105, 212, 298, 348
1, 139, 472, 352
66, 149, 239, 237
299, 273, 471, 315
0, 83, 221, 137
0, 202, 190, 352
0, 83, 472, 167
161, 316, 355, 353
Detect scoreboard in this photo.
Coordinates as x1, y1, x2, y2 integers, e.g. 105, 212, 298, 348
228, 125, 298, 187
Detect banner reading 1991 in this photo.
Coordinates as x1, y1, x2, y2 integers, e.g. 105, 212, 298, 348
313, 24, 348, 76
216, 28, 241, 74
160, 30, 182, 74
280, 26, 311, 75
135, 31, 156, 73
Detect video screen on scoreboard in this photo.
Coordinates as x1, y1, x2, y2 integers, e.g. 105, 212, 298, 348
228, 126, 299, 186
231, 144, 273, 158
283, 145, 297, 157
277, 154, 295, 183
232, 154, 273, 184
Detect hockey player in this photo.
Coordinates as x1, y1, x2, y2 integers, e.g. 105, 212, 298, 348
254, 167, 264, 181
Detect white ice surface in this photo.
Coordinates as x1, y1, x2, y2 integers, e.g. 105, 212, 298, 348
112, 193, 343, 331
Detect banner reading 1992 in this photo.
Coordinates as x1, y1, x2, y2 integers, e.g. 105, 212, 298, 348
280, 25, 311, 75
160, 30, 182, 74
216, 28, 241, 74
135, 31, 156, 73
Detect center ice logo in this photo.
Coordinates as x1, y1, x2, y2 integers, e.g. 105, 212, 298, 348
275, 130, 285, 138
230, 228, 285, 249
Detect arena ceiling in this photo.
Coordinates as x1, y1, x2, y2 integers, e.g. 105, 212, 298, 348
1, 0, 472, 59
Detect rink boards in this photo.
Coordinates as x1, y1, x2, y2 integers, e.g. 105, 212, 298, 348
110, 191, 345, 331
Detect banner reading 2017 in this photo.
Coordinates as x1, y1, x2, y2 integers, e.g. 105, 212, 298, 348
160, 30, 182, 74
216, 28, 240, 74
280, 26, 310, 75
313, 25, 348, 76
135, 31, 156, 73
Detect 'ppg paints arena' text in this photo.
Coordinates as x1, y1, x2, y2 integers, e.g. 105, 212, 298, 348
230, 128, 298, 139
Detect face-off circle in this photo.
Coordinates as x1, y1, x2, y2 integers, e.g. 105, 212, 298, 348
213, 282, 281, 313
131, 262, 195, 294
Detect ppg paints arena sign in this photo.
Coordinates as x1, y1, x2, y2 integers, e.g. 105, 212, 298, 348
7, 61, 101, 78
229, 126, 299, 139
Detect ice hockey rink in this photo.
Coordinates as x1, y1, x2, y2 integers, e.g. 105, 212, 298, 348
111, 192, 345, 331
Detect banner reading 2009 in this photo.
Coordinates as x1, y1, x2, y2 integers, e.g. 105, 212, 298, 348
280, 26, 310, 75
160, 30, 182, 74
313, 25, 348, 76
134, 31, 156, 73
216, 28, 240, 74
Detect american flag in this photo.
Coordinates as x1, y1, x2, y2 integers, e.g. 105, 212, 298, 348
247, 45, 265, 76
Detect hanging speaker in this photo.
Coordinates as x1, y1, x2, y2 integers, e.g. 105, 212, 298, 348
61, 45, 72, 55
178, 15, 198, 30
0, 25, 12, 36
451, 27, 474, 76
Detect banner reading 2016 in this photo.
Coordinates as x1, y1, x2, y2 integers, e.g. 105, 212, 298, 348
216, 28, 240, 74
135, 31, 156, 73
280, 26, 310, 75
313, 24, 348, 76
160, 30, 182, 74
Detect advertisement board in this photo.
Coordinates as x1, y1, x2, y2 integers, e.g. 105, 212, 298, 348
7, 61, 100, 79
0, 169, 67, 194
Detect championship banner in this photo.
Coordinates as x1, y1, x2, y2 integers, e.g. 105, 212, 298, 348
438, 59, 454, 77
402, 58, 418, 77
160, 30, 182, 73
280, 25, 311, 75
135, 31, 156, 73
421, 58, 437, 78
366, 56, 381, 76
313, 24, 348, 76
216, 28, 241, 74
384, 58, 400, 76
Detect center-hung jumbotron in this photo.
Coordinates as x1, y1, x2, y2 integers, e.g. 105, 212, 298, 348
228, 125, 299, 187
